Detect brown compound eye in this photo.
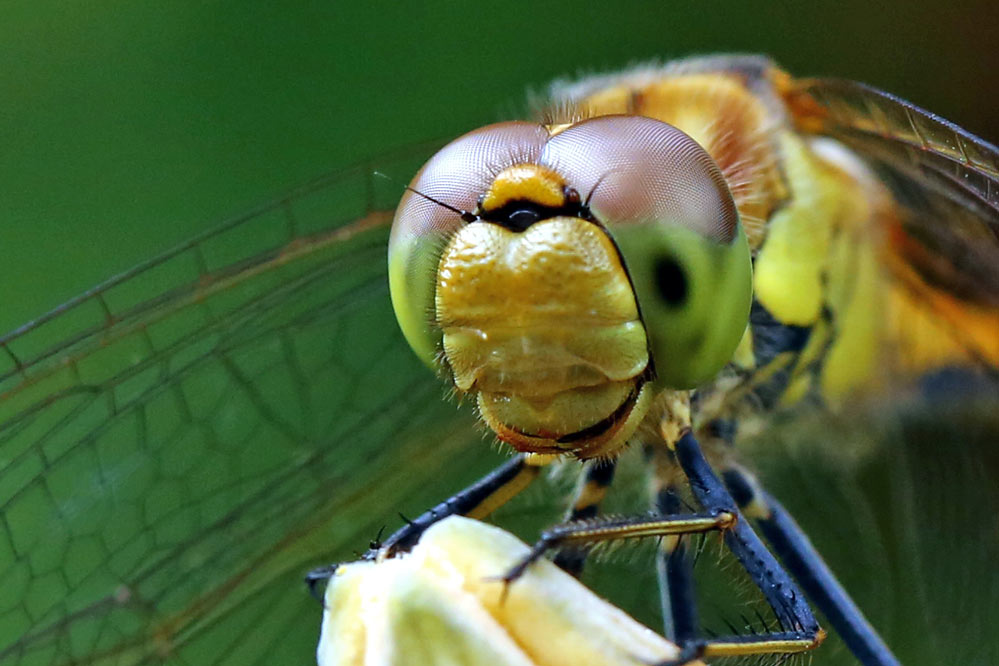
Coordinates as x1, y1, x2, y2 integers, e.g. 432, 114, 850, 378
541, 115, 739, 243
392, 122, 551, 242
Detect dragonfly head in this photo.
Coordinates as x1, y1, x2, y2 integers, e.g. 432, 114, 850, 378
389, 116, 752, 458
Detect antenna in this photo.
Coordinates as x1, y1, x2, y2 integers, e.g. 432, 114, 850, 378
374, 171, 478, 223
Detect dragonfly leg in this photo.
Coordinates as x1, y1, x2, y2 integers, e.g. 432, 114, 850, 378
306, 454, 546, 599
551, 457, 618, 577
722, 462, 902, 666
376, 453, 544, 558
664, 430, 826, 659
650, 464, 699, 645
501, 508, 736, 585
654, 643, 705, 666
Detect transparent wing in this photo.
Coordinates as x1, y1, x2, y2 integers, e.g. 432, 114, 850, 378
784, 77, 999, 311
740, 389, 999, 666
0, 142, 496, 665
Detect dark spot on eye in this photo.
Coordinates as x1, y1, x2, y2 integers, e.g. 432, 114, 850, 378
654, 256, 687, 306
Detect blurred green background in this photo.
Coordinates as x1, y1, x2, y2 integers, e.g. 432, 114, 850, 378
2, 2, 998, 665
3, 0, 998, 334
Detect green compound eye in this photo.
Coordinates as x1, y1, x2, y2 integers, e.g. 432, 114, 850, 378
613, 222, 752, 389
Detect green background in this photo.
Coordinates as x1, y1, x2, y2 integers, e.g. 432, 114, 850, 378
3, 0, 998, 333
2, 2, 998, 665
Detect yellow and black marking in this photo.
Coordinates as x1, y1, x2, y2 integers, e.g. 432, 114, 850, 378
476, 163, 593, 232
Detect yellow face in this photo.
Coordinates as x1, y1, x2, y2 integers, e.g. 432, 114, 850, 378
438, 165, 653, 458
389, 116, 753, 458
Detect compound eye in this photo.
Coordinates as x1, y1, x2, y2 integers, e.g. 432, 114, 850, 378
543, 116, 752, 388
544, 115, 739, 242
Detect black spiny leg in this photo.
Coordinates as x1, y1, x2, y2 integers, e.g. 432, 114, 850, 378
656, 643, 706, 666
660, 430, 826, 661
654, 480, 699, 645
305, 454, 543, 597
503, 510, 736, 585
499, 431, 824, 661
723, 464, 902, 666
552, 457, 618, 577
377, 453, 543, 557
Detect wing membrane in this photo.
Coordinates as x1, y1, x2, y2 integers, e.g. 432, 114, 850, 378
784, 77, 999, 367
0, 141, 498, 665
784, 77, 999, 221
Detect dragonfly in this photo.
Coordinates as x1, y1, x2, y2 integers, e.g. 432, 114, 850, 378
1, 54, 997, 665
